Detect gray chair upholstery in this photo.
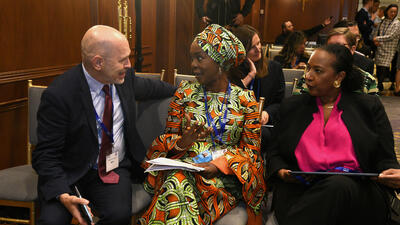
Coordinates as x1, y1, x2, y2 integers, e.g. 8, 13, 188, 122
269, 49, 281, 60
136, 69, 165, 81
136, 97, 172, 150
282, 69, 304, 83
214, 202, 248, 225
0, 80, 45, 225
0, 165, 38, 201
132, 97, 172, 217
284, 78, 298, 98
173, 69, 197, 86
131, 183, 152, 214
265, 211, 279, 225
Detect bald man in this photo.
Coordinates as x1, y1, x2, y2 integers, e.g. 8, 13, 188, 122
32, 25, 176, 225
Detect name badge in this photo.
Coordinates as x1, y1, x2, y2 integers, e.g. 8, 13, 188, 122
193, 149, 227, 163
106, 151, 119, 173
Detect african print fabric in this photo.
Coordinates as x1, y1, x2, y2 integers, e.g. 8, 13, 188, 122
292, 67, 378, 96
195, 24, 246, 71
139, 80, 265, 225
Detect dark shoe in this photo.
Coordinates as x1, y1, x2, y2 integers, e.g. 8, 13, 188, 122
390, 83, 395, 90
394, 91, 400, 96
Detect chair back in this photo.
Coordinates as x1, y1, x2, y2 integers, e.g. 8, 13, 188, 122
135, 69, 165, 81
173, 69, 197, 86
136, 97, 172, 150
282, 69, 304, 82
27, 80, 47, 164
284, 78, 299, 98
268, 49, 281, 60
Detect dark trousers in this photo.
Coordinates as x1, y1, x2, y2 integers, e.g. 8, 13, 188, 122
377, 66, 391, 91
37, 164, 132, 225
272, 175, 389, 225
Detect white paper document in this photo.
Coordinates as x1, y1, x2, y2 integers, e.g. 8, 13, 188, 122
145, 157, 205, 173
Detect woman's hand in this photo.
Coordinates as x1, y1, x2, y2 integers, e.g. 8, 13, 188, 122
260, 111, 269, 125
376, 169, 400, 189
176, 114, 212, 150
277, 169, 297, 183
196, 162, 221, 179
241, 58, 257, 87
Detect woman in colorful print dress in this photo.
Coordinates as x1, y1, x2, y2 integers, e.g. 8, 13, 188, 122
139, 24, 266, 225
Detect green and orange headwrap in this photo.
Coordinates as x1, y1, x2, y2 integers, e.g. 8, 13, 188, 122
194, 24, 246, 71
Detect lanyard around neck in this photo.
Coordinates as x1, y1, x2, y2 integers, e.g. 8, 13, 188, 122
203, 82, 231, 149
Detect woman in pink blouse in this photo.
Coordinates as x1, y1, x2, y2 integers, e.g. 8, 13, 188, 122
269, 44, 400, 225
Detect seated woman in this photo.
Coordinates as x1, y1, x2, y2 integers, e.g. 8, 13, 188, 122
273, 31, 309, 69
229, 25, 285, 153
139, 24, 266, 225
269, 44, 400, 225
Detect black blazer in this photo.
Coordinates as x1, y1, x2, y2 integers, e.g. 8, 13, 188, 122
355, 8, 374, 45
269, 92, 399, 177
353, 52, 374, 75
32, 65, 176, 201
229, 60, 285, 124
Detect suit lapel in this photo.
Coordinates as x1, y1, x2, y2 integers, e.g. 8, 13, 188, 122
78, 65, 98, 142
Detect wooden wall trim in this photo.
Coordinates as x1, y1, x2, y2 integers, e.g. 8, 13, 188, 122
0, 64, 76, 84
0, 99, 27, 113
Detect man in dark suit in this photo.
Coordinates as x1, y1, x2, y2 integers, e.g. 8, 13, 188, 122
195, 0, 255, 27
32, 25, 176, 225
355, 0, 375, 48
275, 17, 332, 45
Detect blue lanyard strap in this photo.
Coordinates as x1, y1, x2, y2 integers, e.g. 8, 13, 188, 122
94, 85, 114, 143
249, 78, 255, 90
203, 82, 231, 149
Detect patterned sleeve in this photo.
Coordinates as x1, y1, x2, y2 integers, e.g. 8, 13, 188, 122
224, 90, 266, 214
376, 21, 400, 42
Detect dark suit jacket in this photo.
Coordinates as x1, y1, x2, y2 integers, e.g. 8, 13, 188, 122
355, 8, 374, 45
269, 92, 399, 178
195, 0, 255, 26
229, 60, 285, 125
353, 52, 374, 75
32, 64, 176, 201
275, 24, 325, 45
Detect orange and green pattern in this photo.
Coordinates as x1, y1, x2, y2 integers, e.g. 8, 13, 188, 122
139, 80, 265, 225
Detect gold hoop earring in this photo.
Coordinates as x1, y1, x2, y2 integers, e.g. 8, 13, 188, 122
333, 80, 341, 88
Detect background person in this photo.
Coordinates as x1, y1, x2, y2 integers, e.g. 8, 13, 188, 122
274, 31, 309, 69
195, 0, 255, 27
373, 4, 400, 92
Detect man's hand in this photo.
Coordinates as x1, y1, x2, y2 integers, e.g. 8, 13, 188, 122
232, 13, 244, 26
59, 193, 94, 225
323, 17, 333, 26
196, 162, 221, 179
202, 16, 211, 24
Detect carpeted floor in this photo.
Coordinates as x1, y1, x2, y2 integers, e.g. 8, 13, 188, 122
380, 96, 400, 161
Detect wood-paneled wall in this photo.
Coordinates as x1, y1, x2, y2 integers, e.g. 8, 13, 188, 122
1, 0, 359, 170
263, 0, 359, 43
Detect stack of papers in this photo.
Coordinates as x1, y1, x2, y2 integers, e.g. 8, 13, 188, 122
145, 157, 205, 173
